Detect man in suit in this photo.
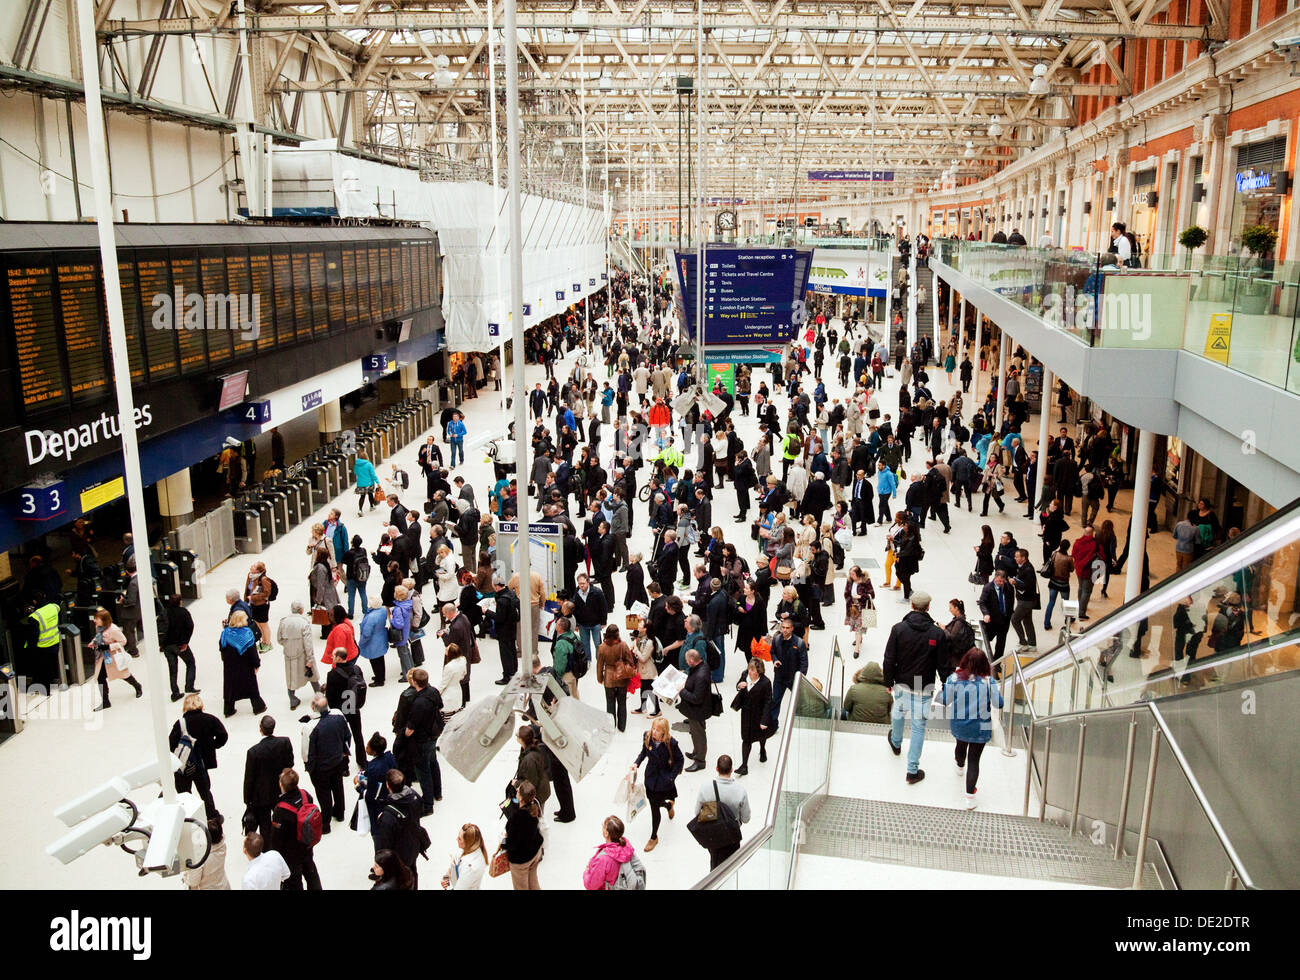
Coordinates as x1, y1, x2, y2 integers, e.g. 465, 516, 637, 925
243, 714, 295, 839
1047, 427, 1075, 464
1010, 549, 1040, 649
116, 557, 142, 656
304, 694, 351, 834
977, 569, 1015, 662
528, 382, 547, 419
850, 469, 874, 534
1010, 437, 1030, 502
693, 488, 713, 556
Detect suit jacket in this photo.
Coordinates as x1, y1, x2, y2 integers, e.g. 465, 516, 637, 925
977, 580, 1014, 626
244, 735, 295, 806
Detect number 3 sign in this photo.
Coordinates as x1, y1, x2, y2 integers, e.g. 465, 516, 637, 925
18, 481, 66, 521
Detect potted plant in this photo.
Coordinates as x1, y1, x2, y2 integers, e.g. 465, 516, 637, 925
1178, 225, 1207, 263
1239, 224, 1278, 314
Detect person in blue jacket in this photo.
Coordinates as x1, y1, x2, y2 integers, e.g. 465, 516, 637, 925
875, 459, 899, 525
975, 431, 993, 470
941, 647, 1004, 810
355, 732, 398, 835
354, 455, 380, 516
358, 605, 390, 686
447, 411, 468, 468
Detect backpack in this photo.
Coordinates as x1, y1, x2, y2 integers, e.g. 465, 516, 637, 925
173, 716, 202, 777
397, 469, 410, 490
353, 555, 371, 584
265, 576, 279, 601
569, 639, 591, 679
786, 433, 802, 457
347, 666, 368, 710
705, 638, 722, 672
277, 790, 324, 848
609, 853, 647, 890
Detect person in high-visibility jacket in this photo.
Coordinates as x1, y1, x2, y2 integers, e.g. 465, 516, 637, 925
25, 595, 61, 689
657, 440, 684, 471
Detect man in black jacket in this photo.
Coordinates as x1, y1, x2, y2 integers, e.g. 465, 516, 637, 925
161, 593, 197, 702
977, 569, 1015, 662
768, 614, 809, 727
1010, 549, 1040, 649
850, 469, 874, 534
679, 650, 712, 772
400, 668, 444, 815
305, 694, 351, 833
489, 575, 521, 684
373, 769, 426, 888
243, 714, 295, 839
270, 768, 322, 890
571, 572, 609, 663
800, 472, 832, 528
455, 499, 480, 571
325, 655, 368, 768
732, 451, 757, 521
882, 591, 947, 784
591, 522, 618, 608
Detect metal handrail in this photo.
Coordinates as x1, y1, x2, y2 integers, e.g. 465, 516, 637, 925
691, 668, 824, 890
1026, 700, 1256, 890
785, 639, 844, 888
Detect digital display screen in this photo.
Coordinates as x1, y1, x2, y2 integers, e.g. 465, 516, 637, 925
3, 236, 435, 420
135, 254, 179, 380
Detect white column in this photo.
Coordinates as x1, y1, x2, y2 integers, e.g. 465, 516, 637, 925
972, 310, 983, 408
1125, 427, 1157, 604
317, 399, 342, 443
399, 363, 419, 396
995, 331, 1008, 428
946, 284, 956, 349
1034, 366, 1053, 510
958, 295, 966, 353
931, 264, 939, 360
156, 468, 193, 530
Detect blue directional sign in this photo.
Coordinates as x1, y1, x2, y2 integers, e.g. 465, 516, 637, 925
670, 246, 813, 345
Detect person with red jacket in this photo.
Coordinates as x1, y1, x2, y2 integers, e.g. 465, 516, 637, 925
1071, 527, 1101, 622
321, 606, 359, 666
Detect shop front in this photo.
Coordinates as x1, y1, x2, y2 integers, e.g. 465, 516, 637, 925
1229, 135, 1288, 258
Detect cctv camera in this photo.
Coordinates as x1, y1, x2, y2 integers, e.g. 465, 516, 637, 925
140, 803, 187, 875
53, 777, 134, 828
46, 804, 135, 865
1274, 36, 1300, 74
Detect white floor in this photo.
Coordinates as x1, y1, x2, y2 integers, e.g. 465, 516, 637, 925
793, 854, 1099, 890
4, 314, 1062, 891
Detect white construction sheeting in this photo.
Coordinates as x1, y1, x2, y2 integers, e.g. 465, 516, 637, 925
267, 144, 607, 352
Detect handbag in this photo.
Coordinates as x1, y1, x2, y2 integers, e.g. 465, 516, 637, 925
311, 606, 331, 626
488, 847, 511, 878
627, 777, 648, 823
968, 571, 985, 585
860, 607, 878, 629
387, 626, 403, 645
687, 780, 743, 850
774, 562, 794, 581
628, 672, 641, 695
612, 657, 635, 684
709, 684, 724, 718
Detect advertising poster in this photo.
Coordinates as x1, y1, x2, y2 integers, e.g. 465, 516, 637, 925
708, 362, 736, 394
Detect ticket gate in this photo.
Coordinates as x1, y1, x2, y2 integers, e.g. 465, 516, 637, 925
253, 483, 291, 538
163, 549, 202, 601
233, 507, 263, 554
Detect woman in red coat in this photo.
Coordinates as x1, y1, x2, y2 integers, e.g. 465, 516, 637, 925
321, 605, 358, 666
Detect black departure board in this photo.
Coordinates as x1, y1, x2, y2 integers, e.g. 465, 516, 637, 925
226, 247, 256, 358
170, 253, 207, 373
367, 247, 382, 324
248, 247, 274, 348
4, 236, 435, 420
114, 259, 146, 384
325, 247, 345, 332
307, 250, 329, 337
200, 250, 233, 365
8, 261, 65, 409
58, 259, 108, 404
135, 254, 179, 380
290, 251, 313, 341
271, 247, 294, 347
341, 246, 360, 329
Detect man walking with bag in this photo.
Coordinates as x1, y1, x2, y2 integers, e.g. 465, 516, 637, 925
689, 754, 750, 870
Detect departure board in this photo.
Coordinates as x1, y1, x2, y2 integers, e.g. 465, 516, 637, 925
58, 260, 108, 404
8, 261, 65, 409
367, 247, 382, 324
424, 242, 437, 308
307, 250, 329, 337
200, 250, 232, 365
248, 248, 274, 348
384, 245, 398, 319
325, 248, 345, 332
170, 253, 207, 373
113, 258, 146, 384
290, 251, 313, 341
341, 246, 360, 329
271, 247, 294, 347
404, 243, 416, 314
135, 254, 178, 380
226, 247, 256, 357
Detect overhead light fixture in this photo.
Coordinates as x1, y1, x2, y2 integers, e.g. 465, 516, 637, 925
987, 115, 1003, 138
1029, 63, 1051, 96
599, 74, 614, 91
964, 141, 975, 159
434, 67, 454, 87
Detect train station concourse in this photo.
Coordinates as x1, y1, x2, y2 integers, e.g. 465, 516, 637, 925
0, 0, 1294, 953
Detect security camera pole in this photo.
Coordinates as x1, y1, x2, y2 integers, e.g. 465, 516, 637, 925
75, 0, 176, 803
504, 0, 535, 683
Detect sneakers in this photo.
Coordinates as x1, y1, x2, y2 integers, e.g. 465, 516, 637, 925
955, 764, 965, 777
906, 769, 927, 785
886, 734, 901, 756
965, 791, 978, 809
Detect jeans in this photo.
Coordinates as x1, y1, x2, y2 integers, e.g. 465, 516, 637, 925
346, 580, 369, 620
1043, 584, 1067, 628
1077, 576, 1095, 619
450, 438, 464, 467
604, 686, 628, 731
578, 624, 602, 664
889, 689, 931, 774
877, 494, 891, 522
397, 643, 414, 675
164, 644, 196, 696
413, 738, 441, 809
770, 674, 791, 727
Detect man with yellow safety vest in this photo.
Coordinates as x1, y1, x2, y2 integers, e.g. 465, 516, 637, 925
656, 439, 684, 471
24, 592, 62, 689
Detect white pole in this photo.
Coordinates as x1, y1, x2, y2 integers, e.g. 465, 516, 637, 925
695, 0, 707, 378
995, 330, 1009, 428
487, 0, 506, 415
972, 309, 983, 409
504, 0, 534, 681
1034, 366, 1053, 511
1126, 428, 1157, 604
75, 0, 175, 803
581, 26, 590, 355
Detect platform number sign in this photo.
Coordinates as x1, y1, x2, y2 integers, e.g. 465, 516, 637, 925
18, 481, 67, 521
573, 282, 582, 293
523, 303, 532, 315
488, 322, 500, 337
555, 290, 565, 301
589, 277, 596, 287
240, 401, 272, 424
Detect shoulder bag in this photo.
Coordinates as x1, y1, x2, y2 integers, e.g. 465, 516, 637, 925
687, 780, 743, 851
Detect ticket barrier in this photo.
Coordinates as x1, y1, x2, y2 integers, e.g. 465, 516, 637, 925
164, 549, 202, 601
58, 622, 87, 688
233, 507, 263, 554
253, 483, 291, 538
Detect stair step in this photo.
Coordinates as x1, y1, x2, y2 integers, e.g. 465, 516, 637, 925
834, 719, 956, 742
800, 795, 1162, 889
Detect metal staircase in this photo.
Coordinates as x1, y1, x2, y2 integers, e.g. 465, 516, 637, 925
797, 795, 1161, 889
